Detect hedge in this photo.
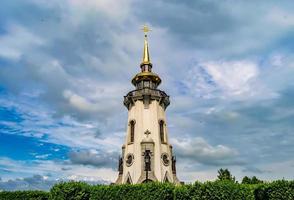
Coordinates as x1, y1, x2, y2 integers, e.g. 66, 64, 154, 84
0, 190, 49, 200
174, 181, 254, 200
90, 183, 174, 200
1, 180, 294, 200
49, 181, 91, 200
254, 180, 294, 200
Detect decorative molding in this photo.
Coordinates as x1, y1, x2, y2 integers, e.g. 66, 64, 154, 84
158, 119, 165, 124
124, 88, 170, 110
144, 130, 151, 137
125, 153, 134, 167
128, 119, 136, 125
161, 153, 170, 166
137, 171, 158, 183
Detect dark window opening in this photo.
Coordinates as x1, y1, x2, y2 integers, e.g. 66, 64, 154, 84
164, 175, 169, 183
126, 175, 132, 184
144, 81, 150, 88
130, 120, 135, 143
159, 120, 165, 143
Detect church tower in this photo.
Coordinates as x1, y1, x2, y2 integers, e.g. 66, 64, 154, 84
115, 26, 180, 184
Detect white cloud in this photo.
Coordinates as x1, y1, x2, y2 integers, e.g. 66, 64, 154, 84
0, 157, 117, 183
69, 0, 132, 20
68, 149, 117, 168
0, 24, 44, 60
171, 137, 240, 166
35, 154, 51, 159
177, 168, 217, 183
266, 8, 294, 27
0, 94, 124, 150
0, 174, 56, 191
204, 61, 258, 96
63, 90, 94, 112
183, 60, 280, 101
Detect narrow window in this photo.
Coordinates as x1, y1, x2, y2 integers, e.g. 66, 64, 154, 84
130, 120, 135, 143
159, 120, 165, 143
144, 81, 149, 88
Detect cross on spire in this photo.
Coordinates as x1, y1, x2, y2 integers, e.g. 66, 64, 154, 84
142, 25, 151, 36
141, 25, 151, 65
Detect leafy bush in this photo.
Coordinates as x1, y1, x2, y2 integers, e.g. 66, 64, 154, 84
217, 169, 236, 183
0, 190, 49, 200
90, 182, 174, 200
201, 180, 254, 200
254, 180, 294, 200
173, 182, 202, 200
173, 180, 255, 200
1, 180, 294, 200
242, 176, 264, 184
268, 180, 294, 200
49, 181, 91, 200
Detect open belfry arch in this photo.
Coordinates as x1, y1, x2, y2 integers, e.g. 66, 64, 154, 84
115, 25, 180, 184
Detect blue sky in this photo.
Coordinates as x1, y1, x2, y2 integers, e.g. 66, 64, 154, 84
0, 0, 294, 190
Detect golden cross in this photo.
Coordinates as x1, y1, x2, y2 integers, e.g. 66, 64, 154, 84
141, 25, 151, 35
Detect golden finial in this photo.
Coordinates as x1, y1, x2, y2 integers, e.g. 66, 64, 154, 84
141, 25, 151, 65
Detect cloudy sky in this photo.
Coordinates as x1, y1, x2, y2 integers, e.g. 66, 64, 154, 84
1, 0, 294, 190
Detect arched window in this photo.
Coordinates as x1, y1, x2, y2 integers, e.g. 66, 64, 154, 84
159, 120, 165, 143
130, 120, 135, 143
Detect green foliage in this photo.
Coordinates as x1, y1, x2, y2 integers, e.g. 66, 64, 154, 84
254, 184, 269, 200
254, 180, 294, 200
242, 176, 251, 184
251, 176, 263, 184
173, 182, 202, 200
217, 168, 236, 182
90, 182, 174, 200
267, 180, 294, 200
242, 176, 263, 184
1, 180, 294, 200
0, 190, 49, 200
201, 180, 254, 200
173, 181, 254, 200
49, 181, 90, 200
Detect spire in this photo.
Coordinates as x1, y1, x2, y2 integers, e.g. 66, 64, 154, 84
141, 25, 151, 66
131, 25, 162, 87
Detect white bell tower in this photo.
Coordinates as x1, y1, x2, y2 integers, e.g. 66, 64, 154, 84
115, 25, 180, 184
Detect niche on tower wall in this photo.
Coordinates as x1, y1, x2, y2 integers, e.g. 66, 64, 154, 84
137, 137, 157, 183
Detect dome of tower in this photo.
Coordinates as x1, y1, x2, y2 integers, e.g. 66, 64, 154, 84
131, 71, 161, 86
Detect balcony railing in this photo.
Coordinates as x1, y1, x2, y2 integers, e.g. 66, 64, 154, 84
125, 87, 169, 98
124, 87, 170, 109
